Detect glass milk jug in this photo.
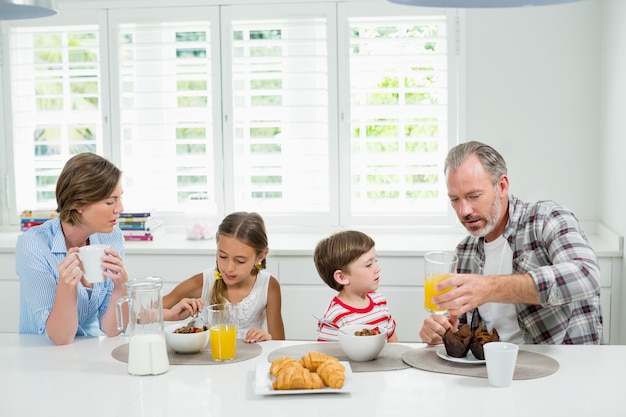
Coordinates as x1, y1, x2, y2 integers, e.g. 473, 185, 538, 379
116, 276, 169, 376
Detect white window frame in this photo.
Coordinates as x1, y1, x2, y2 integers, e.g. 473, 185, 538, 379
0, 0, 465, 231
338, 2, 461, 227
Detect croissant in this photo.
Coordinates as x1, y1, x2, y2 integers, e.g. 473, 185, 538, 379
300, 351, 338, 372
269, 356, 301, 376
272, 364, 324, 390
316, 359, 346, 389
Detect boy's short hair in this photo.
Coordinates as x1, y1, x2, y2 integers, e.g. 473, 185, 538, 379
313, 230, 375, 291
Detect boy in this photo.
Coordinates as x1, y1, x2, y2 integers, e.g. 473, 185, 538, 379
314, 230, 398, 342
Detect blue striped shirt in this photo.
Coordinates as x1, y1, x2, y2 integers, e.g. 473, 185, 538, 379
16, 217, 125, 338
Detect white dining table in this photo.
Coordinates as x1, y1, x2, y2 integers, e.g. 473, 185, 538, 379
0, 333, 624, 417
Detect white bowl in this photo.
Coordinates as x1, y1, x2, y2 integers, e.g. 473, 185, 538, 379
338, 324, 387, 361
164, 323, 210, 354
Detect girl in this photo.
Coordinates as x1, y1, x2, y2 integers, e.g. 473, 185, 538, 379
164, 212, 285, 343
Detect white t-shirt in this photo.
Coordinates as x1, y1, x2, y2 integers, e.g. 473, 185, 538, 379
478, 235, 524, 344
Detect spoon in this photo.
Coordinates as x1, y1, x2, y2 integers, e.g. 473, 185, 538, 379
188, 313, 206, 331
311, 314, 349, 335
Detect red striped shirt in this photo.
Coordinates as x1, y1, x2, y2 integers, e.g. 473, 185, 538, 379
316, 292, 396, 342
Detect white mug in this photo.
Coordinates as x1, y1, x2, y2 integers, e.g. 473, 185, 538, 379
484, 342, 519, 388
78, 244, 110, 282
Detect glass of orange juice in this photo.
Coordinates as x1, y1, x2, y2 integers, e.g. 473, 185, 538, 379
424, 251, 458, 314
207, 304, 238, 361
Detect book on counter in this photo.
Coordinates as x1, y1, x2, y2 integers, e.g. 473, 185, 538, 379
119, 211, 165, 241
123, 234, 156, 241
19, 209, 58, 232
119, 212, 151, 219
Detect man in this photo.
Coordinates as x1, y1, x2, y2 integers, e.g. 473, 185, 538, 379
419, 141, 603, 345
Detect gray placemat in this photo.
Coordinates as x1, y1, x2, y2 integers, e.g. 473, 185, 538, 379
112, 340, 262, 365
266, 342, 413, 372
401, 346, 559, 380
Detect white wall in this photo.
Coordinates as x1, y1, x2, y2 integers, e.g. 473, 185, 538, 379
600, 0, 626, 344
461, 0, 626, 343
464, 0, 601, 220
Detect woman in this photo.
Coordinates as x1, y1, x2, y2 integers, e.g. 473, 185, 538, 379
16, 153, 199, 345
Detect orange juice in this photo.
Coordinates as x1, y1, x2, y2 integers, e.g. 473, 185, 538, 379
209, 324, 237, 361
424, 273, 452, 313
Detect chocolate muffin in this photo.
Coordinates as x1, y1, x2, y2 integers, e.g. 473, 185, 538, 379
469, 327, 500, 360
442, 324, 472, 358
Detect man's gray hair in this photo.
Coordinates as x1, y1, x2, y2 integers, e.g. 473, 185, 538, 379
444, 141, 507, 184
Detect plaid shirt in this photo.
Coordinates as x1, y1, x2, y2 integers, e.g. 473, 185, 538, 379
457, 195, 603, 344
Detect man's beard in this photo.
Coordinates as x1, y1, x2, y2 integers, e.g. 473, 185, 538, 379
466, 189, 502, 238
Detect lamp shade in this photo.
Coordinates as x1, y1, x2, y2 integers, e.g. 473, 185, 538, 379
387, 0, 583, 7
0, 0, 57, 20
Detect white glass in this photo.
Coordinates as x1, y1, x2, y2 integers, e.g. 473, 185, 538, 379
484, 342, 519, 387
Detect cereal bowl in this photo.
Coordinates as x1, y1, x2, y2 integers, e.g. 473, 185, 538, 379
165, 323, 210, 354
338, 324, 387, 361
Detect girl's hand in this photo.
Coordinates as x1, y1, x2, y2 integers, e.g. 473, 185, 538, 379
164, 298, 205, 321
244, 328, 272, 343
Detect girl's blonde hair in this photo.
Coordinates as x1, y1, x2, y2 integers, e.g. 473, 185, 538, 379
210, 212, 269, 304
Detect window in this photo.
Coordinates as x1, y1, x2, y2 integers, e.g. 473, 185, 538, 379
222, 3, 335, 225
109, 7, 221, 211
342, 4, 455, 225
6, 12, 107, 213
1, 1, 459, 229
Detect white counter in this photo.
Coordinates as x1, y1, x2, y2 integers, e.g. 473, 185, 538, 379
0, 334, 624, 417
1, 221, 622, 256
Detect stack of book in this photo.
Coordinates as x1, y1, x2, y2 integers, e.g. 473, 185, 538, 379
118, 212, 165, 241
20, 210, 58, 232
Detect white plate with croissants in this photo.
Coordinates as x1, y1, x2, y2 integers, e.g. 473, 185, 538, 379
256, 352, 357, 395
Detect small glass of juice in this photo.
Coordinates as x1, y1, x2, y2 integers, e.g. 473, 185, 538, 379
424, 251, 458, 314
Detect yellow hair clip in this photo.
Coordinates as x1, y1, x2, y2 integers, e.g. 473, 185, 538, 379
214, 270, 223, 280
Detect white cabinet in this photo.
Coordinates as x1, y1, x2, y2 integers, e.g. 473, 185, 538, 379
1, 229, 622, 344
124, 253, 210, 283
0, 254, 19, 333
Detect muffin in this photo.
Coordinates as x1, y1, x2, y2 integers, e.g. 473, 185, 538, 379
469, 327, 500, 360
442, 324, 472, 358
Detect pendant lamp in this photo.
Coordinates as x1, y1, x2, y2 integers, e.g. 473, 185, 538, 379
0, 0, 57, 20
387, 0, 583, 7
